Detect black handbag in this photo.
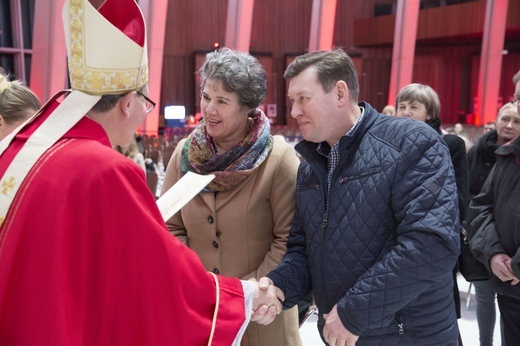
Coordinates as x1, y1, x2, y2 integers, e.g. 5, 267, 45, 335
458, 227, 489, 281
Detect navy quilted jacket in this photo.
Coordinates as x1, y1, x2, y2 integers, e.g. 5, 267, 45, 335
268, 103, 460, 345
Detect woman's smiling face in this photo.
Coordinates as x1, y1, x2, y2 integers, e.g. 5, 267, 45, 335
200, 79, 250, 147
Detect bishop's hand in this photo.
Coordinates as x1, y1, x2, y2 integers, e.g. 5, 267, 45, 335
249, 278, 285, 325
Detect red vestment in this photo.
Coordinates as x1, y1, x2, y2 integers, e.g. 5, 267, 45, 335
0, 99, 248, 345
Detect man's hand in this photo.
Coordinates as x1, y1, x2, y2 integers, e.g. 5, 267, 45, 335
323, 304, 359, 346
249, 278, 285, 325
491, 254, 520, 285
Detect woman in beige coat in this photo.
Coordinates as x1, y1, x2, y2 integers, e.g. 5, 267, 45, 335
161, 48, 302, 346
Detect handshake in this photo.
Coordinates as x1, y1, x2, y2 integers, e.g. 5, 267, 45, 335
248, 277, 284, 325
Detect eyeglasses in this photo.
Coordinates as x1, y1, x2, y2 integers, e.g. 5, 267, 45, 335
136, 90, 156, 114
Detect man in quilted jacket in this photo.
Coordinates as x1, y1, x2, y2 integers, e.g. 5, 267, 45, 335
262, 48, 460, 345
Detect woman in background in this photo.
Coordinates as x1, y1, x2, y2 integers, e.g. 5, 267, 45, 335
161, 48, 302, 346
381, 104, 396, 116
114, 136, 146, 173
466, 101, 520, 346
0, 68, 41, 141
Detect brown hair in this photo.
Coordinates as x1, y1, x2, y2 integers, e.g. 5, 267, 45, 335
90, 86, 147, 113
284, 48, 360, 102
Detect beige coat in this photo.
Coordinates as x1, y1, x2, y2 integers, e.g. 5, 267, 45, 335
162, 137, 302, 346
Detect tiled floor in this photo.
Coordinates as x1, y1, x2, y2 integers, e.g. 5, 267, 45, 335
299, 273, 502, 345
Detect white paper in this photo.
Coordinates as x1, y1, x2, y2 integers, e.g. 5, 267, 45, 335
156, 171, 215, 222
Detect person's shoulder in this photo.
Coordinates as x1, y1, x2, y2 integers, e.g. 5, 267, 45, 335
66, 139, 140, 173
44, 139, 144, 190
362, 103, 430, 132
270, 135, 300, 165
272, 135, 296, 152
496, 135, 520, 156
367, 111, 438, 143
443, 133, 467, 150
171, 138, 187, 159
56, 137, 112, 160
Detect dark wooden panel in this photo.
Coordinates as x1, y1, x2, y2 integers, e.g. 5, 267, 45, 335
160, 55, 196, 116
359, 58, 392, 112
164, 0, 228, 56
501, 53, 520, 103
354, 1, 520, 47
251, 0, 312, 55
353, 15, 395, 47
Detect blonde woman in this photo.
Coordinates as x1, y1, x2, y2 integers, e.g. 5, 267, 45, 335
114, 137, 146, 173
0, 69, 41, 140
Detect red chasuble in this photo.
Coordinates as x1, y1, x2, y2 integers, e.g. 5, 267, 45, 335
0, 100, 247, 345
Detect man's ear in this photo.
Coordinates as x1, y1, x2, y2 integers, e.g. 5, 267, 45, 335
336, 80, 349, 106
0, 114, 4, 127
119, 92, 135, 118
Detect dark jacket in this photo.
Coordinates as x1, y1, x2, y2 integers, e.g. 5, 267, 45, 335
427, 118, 469, 319
467, 129, 500, 199
467, 135, 520, 299
268, 102, 460, 345
428, 118, 469, 222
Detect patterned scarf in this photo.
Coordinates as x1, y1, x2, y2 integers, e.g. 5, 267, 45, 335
181, 109, 273, 192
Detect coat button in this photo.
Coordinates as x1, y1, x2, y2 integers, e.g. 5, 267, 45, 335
208, 215, 214, 224
212, 241, 219, 248
213, 268, 220, 274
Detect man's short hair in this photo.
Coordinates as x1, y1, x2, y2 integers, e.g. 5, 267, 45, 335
90, 86, 146, 113
284, 48, 359, 102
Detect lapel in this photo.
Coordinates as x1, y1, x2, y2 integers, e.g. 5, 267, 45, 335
198, 170, 258, 212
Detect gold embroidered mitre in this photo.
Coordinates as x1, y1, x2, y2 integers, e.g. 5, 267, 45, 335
62, 0, 148, 95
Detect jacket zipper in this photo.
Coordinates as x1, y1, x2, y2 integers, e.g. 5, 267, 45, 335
394, 314, 404, 335
321, 212, 328, 241
319, 210, 329, 310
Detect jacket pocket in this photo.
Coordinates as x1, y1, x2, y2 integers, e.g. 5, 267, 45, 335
339, 166, 381, 183
297, 184, 320, 191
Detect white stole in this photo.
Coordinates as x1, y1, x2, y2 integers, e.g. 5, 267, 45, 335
0, 90, 101, 228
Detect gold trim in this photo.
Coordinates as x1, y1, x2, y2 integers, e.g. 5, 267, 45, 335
208, 272, 220, 346
1, 176, 16, 195
67, 0, 148, 94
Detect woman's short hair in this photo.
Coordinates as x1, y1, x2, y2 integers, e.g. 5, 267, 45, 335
0, 69, 41, 124
396, 83, 441, 120
198, 48, 267, 110
284, 47, 360, 102
497, 101, 518, 119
